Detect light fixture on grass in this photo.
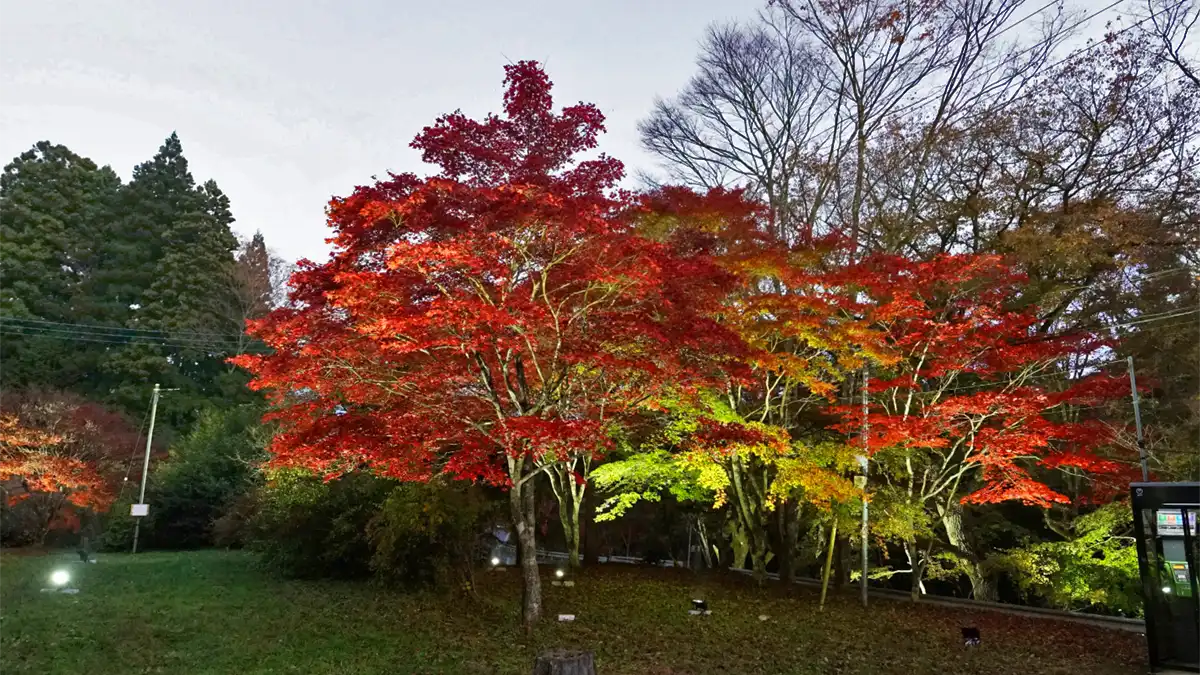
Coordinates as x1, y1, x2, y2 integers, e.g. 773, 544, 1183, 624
555, 568, 565, 578
50, 570, 70, 587
491, 557, 501, 566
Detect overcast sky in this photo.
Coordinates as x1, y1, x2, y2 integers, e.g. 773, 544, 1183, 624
0, 0, 765, 263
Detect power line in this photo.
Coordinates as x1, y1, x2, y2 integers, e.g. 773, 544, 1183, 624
867, 361, 1121, 400
0, 316, 249, 340
896, 0, 1133, 123
115, 403, 154, 504
0, 325, 256, 352
0, 317, 269, 353
0, 323, 239, 347
876, 308, 1198, 398
1101, 308, 1199, 329
1043, 266, 1195, 297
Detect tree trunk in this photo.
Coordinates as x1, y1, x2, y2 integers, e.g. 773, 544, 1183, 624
941, 503, 996, 601
581, 489, 598, 566
730, 521, 749, 571
568, 492, 582, 568
903, 538, 925, 601
510, 478, 542, 628
549, 463, 585, 568
782, 502, 800, 584
36, 494, 65, 545
696, 518, 714, 569
819, 521, 838, 611
533, 649, 595, 675
748, 537, 769, 583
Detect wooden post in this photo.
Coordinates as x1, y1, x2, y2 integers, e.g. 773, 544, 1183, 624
819, 521, 838, 611
533, 649, 596, 675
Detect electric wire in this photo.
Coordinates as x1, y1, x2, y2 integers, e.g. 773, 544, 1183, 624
115, 403, 153, 504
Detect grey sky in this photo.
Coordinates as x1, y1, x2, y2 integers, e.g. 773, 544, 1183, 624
0, 0, 761, 263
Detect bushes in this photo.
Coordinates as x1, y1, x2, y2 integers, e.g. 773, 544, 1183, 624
148, 406, 266, 549
246, 470, 392, 579
993, 503, 1143, 615
244, 470, 500, 589
100, 405, 266, 551
211, 489, 258, 548
98, 494, 146, 551
368, 479, 499, 590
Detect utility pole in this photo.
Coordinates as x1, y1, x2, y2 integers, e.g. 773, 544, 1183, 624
132, 384, 170, 554
858, 368, 870, 608
1127, 357, 1149, 481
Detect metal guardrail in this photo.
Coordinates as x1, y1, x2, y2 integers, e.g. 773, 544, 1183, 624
727, 567, 1146, 633
490, 543, 1140, 631
492, 545, 684, 568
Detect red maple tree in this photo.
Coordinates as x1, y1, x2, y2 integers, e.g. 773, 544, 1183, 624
830, 253, 1133, 599
233, 62, 747, 626
1, 391, 135, 544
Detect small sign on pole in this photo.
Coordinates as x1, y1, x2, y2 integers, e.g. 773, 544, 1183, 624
130, 503, 149, 517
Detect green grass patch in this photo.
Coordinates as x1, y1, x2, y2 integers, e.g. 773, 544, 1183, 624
1, 550, 1145, 674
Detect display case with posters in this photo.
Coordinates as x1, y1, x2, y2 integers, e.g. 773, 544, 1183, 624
1131, 482, 1199, 673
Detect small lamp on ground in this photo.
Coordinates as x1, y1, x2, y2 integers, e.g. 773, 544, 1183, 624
42, 569, 78, 594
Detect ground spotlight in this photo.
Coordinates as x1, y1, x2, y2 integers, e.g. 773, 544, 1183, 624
50, 570, 70, 587
1162, 585, 1172, 594
491, 557, 501, 566
555, 568, 565, 578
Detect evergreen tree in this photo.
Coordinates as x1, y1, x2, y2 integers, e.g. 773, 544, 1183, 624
88, 133, 195, 327
0, 142, 122, 390
102, 134, 245, 428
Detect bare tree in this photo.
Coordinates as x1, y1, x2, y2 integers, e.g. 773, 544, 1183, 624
225, 232, 295, 357
267, 250, 296, 309
1146, 0, 1200, 86
774, 0, 1073, 258
644, 0, 1073, 254
640, 10, 832, 243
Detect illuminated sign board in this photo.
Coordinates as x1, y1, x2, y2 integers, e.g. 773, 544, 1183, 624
1157, 509, 1197, 536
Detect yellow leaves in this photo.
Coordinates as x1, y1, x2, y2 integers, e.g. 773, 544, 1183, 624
690, 461, 731, 508
772, 439, 860, 506
681, 428, 863, 513
0, 415, 64, 449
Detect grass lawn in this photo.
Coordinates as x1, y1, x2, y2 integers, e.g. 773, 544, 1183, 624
1, 549, 1147, 675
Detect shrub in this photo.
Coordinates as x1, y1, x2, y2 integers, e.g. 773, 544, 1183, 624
212, 489, 259, 549
368, 479, 499, 591
246, 470, 394, 579
98, 494, 148, 551
993, 502, 1143, 616
146, 405, 266, 549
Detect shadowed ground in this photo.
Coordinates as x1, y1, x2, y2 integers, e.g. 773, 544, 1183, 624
0, 550, 1147, 674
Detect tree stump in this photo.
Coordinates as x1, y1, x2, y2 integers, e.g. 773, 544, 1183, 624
533, 649, 596, 675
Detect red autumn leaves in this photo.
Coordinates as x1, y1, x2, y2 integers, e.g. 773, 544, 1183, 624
234, 61, 1130, 510
827, 254, 1132, 507
0, 392, 137, 521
